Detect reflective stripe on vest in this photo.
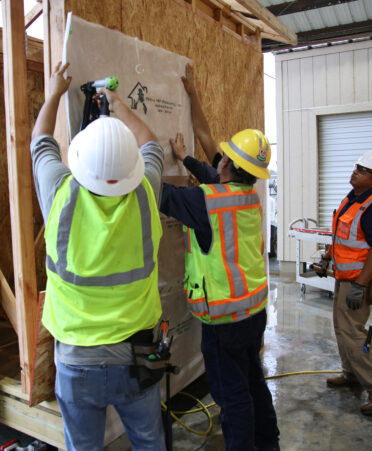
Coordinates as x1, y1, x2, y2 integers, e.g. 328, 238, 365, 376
207, 283, 268, 318
185, 292, 208, 316
228, 139, 269, 169
183, 228, 191, 254
334, 198, 372, 249
184, 184, 267, 322
335, 262, 365, 271
47, 178, 154, 286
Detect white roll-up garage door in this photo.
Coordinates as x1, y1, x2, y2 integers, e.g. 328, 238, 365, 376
318, 111, 372, 229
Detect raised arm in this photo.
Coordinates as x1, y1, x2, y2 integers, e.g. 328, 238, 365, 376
182, 64, 219, 164
32, 62, 72, 140
102, 88, 157, 147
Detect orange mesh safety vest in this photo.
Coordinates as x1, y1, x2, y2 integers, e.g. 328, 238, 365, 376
331, 193, 372, 281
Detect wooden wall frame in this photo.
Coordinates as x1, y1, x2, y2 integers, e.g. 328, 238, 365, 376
0, 0, 296, 398
0, 0, 295, 446
2, 0, 38, 395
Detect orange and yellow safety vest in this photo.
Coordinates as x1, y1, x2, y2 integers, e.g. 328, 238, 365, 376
183, 183, 268, 324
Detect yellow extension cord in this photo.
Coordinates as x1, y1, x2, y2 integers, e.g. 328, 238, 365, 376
161, 370, 343, 437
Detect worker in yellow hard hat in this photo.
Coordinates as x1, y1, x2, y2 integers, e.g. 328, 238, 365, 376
31, 62, 166, 450
160, 64, 279, 451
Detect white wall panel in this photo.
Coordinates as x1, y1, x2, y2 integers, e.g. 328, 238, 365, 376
326, 53, 340, 105
340, 51, 354, 104
369, 48, 372, 101
276, 40, 372, 263
313, 55, 327, 106
300, 58, 314, 109
355, 49, 369, 103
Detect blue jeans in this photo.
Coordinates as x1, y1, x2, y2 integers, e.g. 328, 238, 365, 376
55, 360, 166, 451
201, 309, 280, 451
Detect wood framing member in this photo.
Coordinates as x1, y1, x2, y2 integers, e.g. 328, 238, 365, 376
0, 269, 17, 334
2, 0, 38, 393
48, 0, 69, 153
0, 376, 64, 448
25, 3, 43, 29
233, 0, 298, 45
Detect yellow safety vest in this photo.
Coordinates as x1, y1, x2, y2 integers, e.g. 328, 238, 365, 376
43, 175, 162, 346
183, 183, 267, 324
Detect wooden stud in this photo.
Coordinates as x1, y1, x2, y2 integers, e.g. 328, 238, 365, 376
230, 11, 257, 34
0, 269, 17, 334
233, 0, 297, 45
43, 0, 51, 89
47, 0, 69, 154
25, 3, 43, 29
214, 8, 222, 21
2, 0, 38, 394
237, 23, 244, 38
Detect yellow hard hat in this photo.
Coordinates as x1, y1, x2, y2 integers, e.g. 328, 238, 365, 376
219, 129, 271, 179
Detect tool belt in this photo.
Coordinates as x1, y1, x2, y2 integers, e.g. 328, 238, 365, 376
128, 329, 169, 390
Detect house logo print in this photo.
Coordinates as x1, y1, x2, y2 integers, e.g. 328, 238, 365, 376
128, 82, 148, 114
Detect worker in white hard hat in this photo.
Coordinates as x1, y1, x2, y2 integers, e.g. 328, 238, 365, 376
31, 62, 166, 450
317, 150, 372, 416
160, 64, 280, 451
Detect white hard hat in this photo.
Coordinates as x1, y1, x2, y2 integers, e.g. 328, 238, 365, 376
68, 117, 144, 196
356, 150, 372, 170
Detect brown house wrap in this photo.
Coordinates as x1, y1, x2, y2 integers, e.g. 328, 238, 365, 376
58, 0, 264, 159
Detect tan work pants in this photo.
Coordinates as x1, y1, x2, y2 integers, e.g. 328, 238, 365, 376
333, 280, 372, 390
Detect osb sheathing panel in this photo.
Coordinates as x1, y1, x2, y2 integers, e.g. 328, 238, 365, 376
0, 66, 45, 292
64, 0, 264, 162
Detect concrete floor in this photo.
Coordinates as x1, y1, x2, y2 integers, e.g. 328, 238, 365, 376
107, 260, 372, 450
2, 260, 372, 450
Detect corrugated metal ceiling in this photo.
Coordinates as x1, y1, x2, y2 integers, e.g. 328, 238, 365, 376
255, 0, 372, 52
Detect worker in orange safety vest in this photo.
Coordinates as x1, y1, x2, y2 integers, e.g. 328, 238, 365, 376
316, 150, 372, 416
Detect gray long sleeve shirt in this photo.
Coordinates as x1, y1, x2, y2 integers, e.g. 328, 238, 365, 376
30, 134, 164, 365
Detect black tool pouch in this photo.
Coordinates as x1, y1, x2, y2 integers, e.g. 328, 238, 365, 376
129, 332, 167, 390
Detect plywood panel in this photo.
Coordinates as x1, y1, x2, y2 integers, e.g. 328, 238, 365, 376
29, 292, 55, 407
65, 0, 121, 31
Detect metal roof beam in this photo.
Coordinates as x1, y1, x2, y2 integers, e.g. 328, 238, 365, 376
297, 19, 372, 43
262, 19, 372, 51
267, 0, 358, 17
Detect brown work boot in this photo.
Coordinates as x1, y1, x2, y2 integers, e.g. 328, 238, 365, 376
327, 373, 359, 387
360, 392, 372, 416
